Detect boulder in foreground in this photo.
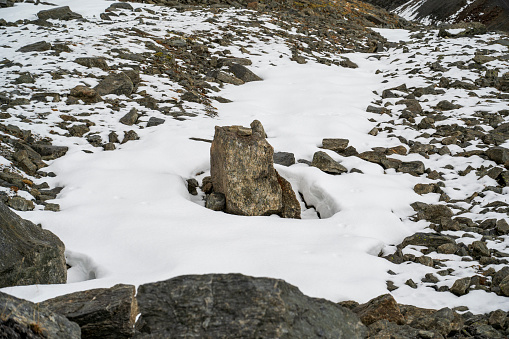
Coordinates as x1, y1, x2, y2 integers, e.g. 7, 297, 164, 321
0, 291, 80, 339
135, 273, 367, 338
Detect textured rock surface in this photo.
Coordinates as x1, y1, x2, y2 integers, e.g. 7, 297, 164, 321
210, 122, 300, 218
0, 202, 66, 288
41, 284, 138, 339
353, 294, 405, 326
37, 6, 83, 21
135, 273, 367, 338
0, 292, 80, 339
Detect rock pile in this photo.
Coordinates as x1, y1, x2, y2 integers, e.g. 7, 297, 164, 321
208, 120, 300, 218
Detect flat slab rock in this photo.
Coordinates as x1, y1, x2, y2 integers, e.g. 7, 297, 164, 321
41, 284, 138, 339
134, 273, 367, 338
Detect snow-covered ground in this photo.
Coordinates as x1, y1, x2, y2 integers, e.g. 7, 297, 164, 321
1, 0, 508, 315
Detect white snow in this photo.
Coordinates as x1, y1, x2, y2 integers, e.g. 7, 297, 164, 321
1, 0, 509, 315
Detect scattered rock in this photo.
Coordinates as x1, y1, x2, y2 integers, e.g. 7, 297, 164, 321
273, 152, 295, 166
228, 63, 262, 82
205, 192, 226, 211
95, 72, 134, 97
450, 277, 471, 296
74, 57, 109, 71
311, 151, 347, 174
119, 108, 139, 126
17, 41, 51, 53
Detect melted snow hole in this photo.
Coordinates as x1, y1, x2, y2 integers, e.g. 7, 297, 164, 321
65, 251, 99, 283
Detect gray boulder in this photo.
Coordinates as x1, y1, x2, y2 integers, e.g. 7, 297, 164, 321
311, 151, 347, 174
210, 121, 300, 218
273, 152, 295, 166
228, 63, 262, 82
37, 6, 83, 21
135, 274, 367, 338
94, 73, 134, 97
0, 202, 66, 288
119, 108, 138, 126
17, 41, 51, 53
41, 284, 138, 339
0, 291, 80, 339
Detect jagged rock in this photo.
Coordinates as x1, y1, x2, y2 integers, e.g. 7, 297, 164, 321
273, 152, 295, 166
0, 292, 80, 339
135, 274, 367, 338
400, 232, 456, 249
119, 108, 139, 126
352, 294, 405, 326
312, 151, 347, 174
37, 6, 83, 21
41, 284, 138, 339
450, 277, 471, 296
488, 310, 507, 330
95, 72, 134, 97
14, 72, 35, 84
210, 121, 300, 218
228, 63, 262, 82
409, 307, 463, 337
0, 201, 66, 288
74, 57, 109, 71
17, 41, 51, 53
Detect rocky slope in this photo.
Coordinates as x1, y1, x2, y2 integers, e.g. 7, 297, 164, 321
1, 0, 509, 338
363, 0, 509, 32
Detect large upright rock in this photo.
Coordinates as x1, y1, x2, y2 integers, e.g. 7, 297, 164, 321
0, 202, 67, 288
37, 6, 83, 21
210, 121, 300, 218
0, 292, 80, 339
135, 274, 367, 338
41, 284, 138, 339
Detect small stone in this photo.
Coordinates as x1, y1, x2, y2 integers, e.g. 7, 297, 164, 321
311, 151, 347, 174
437, 243, 457, 254
322, 138, 349, 153
121, 130, 139, 144
273, 152, 295, 166
421, 273, 439, 284
450, 277, 471, 296
398, 161, 425, 175
147, 117, 165, 127
414, 183, 435, 195
499, 276, 509, 297
120, 108, 139, 126
488, 309, 507, 329
74, 57, 109, 71
44, 203, 60, 212
496, 219, 509, 235
103, 143, 116, 151
205, 192, 226, 211
68, 124, 90, 137
416, 256, 434, 267
95, 72, 134, 97
186, 179, 199, 196
405, 279, 417, 289
228, 63, 262, 82
250, 120, 267, 138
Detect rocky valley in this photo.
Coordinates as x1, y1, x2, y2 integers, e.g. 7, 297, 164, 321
1, 0, 509, 337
